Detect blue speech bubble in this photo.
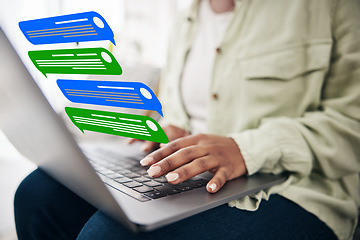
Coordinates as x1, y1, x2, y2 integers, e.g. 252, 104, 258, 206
57, 79, 163, 116
19, 11, 115, 45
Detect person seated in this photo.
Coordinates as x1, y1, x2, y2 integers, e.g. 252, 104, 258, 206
14, 0, 360, 239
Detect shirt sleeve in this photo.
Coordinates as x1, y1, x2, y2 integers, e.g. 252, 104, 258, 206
228, 0, 360, 179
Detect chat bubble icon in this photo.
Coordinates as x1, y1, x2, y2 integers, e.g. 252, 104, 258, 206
19, 11, 115, 45
28, 48, 122, 77
65, 107, 168, 143
57, 79, 163, 116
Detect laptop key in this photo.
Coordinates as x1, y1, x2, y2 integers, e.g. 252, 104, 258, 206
184, 179, 207, 188
115, 169, 131, 174
105, 173, 124, 179
111, 166, 126, 171
133, 185, 154, 193
101, 162, 116, 168
143, 190, 167, 199
93, 166, 107, 172
193, 179, 209, 187
118, 163, 133, 169
98, 169, 115, 175
172, 182, 194, 191
154, 185, 181, 195
152, 176, 168, 183
123, 181, 143, 188
143, 181, 163, 187
134, 169, 148, 175
98, 174, 150, 202
123, 172, 141, 178
133, 176, 151, 183
113, 177, 132, 183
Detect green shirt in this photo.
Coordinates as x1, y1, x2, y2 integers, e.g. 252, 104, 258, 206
159, 0, 360, 239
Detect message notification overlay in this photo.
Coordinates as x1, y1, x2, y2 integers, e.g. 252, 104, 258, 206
65, 107, 168, 143
57, 79, 163, 116
19, 11, 115, 45
28, 48, 122, 77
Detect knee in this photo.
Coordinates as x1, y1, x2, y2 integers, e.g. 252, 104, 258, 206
14, 168, 50, 213
14, 169, 57, 239
14, 169, 97, 240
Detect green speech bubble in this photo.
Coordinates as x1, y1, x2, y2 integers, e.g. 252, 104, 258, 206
65, 107, 169, 143
28, 48, 122, 77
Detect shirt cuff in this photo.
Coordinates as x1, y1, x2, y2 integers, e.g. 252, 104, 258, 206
227, 124, 282, 176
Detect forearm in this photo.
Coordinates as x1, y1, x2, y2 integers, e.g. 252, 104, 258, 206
229, 106, 360, 179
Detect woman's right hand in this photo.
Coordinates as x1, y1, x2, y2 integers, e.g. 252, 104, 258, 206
127, 124, 190, 152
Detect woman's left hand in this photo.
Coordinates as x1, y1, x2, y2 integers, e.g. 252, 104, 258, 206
139, 134, 247, 193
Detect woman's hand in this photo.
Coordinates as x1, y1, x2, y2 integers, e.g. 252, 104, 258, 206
128, 124, 189, 152
139, 134, 247, 193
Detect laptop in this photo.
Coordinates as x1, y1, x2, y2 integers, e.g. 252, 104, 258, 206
0, 27, 286, 232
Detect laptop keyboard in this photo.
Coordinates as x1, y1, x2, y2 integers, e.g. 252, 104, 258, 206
83, 149, 209, 202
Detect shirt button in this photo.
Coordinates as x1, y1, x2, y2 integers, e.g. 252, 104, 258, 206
216, 47, 222, 54
187, 17, 193, 22
211, 93, 219, 100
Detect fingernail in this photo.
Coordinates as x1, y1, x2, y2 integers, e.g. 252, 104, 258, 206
147, 165, 161, 177
208, 183, 217, 192
140, 156, 153, 166
165, 172, 179, 182
160, 143, 167, 148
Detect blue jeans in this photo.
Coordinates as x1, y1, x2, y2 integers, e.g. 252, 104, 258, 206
14, 169, 337, 240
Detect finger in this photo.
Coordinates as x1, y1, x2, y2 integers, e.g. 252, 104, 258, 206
127, 138, 141, 144
206, 168, 228, 193
140, 135, 199, 166
164, 155, 218, 184
146, 145, 210, 178
141, 141, 159, 152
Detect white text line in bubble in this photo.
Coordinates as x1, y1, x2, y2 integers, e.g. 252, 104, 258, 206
73, 116, 146, 128
118, 117, 142, 123
76, 53, 97, 56
38, 65, 105, 67
113, 129, 151, 136
38, 62, 103, 65
36, 59, 101, 62
39, 64, 104, 66
66, 91, 140, 98
55, 18, 88, 25
91, 114, 116, 119
72, 67, 106, 69
52, 54, 74, 57
75, 120, 149, 134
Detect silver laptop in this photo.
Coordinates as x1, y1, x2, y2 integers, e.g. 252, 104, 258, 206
0, 27, 286, 232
